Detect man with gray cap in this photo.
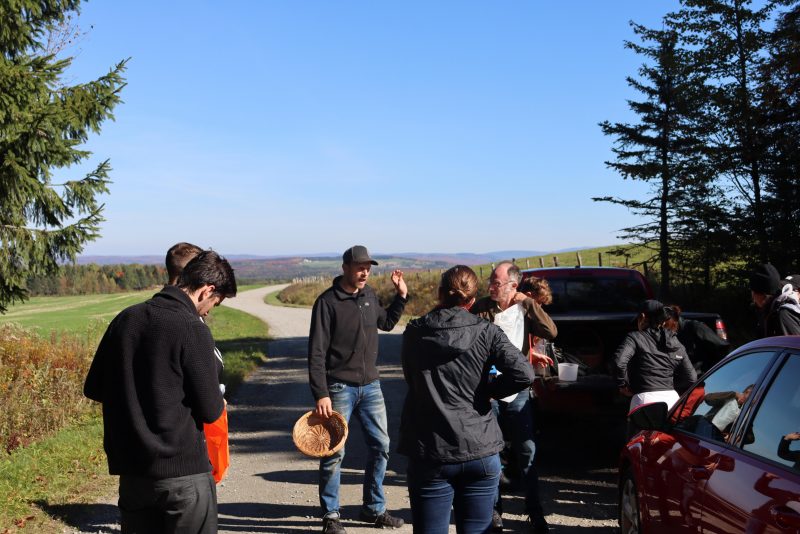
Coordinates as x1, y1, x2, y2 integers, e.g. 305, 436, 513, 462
308, 245, 408, 533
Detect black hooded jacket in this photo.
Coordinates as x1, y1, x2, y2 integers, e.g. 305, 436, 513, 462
398, 307, 535, 463
614, 327, 696, 394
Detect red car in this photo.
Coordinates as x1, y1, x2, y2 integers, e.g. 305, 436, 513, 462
619, 335, 800, 533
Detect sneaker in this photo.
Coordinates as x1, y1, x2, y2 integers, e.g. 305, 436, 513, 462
359, 510, 404, 529
491, 510, 504, 532
323, 516, 347, 534
525, 515, 550, 534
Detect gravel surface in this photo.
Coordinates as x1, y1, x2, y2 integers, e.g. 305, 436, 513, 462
66, 284, 622, 533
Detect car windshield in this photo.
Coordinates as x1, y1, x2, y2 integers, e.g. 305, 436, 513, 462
544, 276, 648, 313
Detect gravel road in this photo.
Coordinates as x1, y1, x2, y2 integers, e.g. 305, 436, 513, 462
69, 284, 621, 533
218, 285, 621, 534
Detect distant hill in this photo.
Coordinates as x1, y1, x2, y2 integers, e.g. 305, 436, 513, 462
390, 250, 590, 265
231, 256, 452, 281
76, 246, 614, 281
76, 254, 274, 265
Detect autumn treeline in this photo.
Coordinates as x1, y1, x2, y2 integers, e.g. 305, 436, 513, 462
26, 264, 166, 296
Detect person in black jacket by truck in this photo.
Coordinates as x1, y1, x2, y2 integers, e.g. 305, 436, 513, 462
308, 245, 407, 534
399, 265, 535, 534
614, 299, 697, 415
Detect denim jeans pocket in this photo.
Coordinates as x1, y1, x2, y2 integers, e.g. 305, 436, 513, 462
479, 454, 501, 478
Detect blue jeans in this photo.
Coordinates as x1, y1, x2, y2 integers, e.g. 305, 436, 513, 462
319, 380, 390, 518
407, 454, 501, 534
493, 391, 543, 517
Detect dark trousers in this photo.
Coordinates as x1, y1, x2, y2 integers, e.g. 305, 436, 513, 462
493, 391, 544, 517
118, 472, 217, 534
407, 454, 501, 534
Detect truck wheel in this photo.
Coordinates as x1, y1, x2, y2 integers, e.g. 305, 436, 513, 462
619, 469, 641, 534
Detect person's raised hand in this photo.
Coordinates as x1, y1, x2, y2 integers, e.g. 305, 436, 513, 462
392, 270, 408, 299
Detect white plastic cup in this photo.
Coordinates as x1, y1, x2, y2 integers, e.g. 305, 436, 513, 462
558, 363, 579, 382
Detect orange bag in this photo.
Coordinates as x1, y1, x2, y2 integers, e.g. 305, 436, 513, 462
204, 406, 230, 483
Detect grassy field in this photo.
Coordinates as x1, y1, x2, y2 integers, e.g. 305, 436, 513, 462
0, 288, 270, 532
0, 291, 155, 336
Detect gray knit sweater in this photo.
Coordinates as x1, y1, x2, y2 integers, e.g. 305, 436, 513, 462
84, 286, 224, 479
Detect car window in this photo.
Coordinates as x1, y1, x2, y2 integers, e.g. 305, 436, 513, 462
741, 353, 800, 473
671, 351, 775, 442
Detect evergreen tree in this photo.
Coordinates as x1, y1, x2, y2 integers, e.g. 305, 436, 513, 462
597, 23, 710, 298
0, 1, 126, 312
668, 0, 777, 264
759, 2, 800, 271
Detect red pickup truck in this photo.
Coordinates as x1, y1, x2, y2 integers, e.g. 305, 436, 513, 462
520, 266, 728, 419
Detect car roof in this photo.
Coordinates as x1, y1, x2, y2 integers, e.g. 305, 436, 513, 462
726, 335, 800, 358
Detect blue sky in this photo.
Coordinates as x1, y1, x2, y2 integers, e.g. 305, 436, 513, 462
67, 1, 681, 257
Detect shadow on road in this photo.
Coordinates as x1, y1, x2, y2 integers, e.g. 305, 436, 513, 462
35, 502, 119, 533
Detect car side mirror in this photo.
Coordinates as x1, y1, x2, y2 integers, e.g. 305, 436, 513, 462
629, 402, 669, 432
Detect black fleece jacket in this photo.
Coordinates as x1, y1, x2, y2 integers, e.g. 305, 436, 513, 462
398, 307, 535, 462
84, 286, 224, 479
308, 276, 407, 400
614, 327, 697, 394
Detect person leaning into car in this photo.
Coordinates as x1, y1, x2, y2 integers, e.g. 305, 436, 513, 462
615, 299, 697, 415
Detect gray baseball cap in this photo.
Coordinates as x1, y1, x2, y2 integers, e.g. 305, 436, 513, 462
343, 245, 378, 265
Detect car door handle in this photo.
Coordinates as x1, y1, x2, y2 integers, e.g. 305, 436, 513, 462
689, 466, 711, 480
771, 506, 800, 529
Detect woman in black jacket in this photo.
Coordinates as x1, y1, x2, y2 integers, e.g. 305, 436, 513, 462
615, 299, 697, 414
399, 265, 535, 534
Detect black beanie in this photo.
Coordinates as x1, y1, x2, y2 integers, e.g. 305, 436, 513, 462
749, 263, 780, 295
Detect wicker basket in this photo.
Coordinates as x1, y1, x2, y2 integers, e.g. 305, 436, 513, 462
292, 410, 349, 458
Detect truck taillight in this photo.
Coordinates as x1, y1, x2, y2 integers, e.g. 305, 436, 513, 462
716, 319, 728, 341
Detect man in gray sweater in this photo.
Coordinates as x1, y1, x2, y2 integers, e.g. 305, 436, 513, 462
84, 250, 236, 534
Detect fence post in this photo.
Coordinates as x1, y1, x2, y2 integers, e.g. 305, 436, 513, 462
553, 256, 559, 267
526, 258, 530, 268
539, 257, 544, 268
598, 252, 603, 266
643, 262, 649, 277
626, 256, 630, 268
479, 266, 483, 278
576, 253, 582, 267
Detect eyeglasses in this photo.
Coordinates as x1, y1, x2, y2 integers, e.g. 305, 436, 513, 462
488, 280, 513, 288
